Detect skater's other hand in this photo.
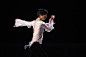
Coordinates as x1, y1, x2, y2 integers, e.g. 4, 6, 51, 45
51, 15, 55, 19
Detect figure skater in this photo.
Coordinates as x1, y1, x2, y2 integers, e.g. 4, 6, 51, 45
13, 8, 55, 57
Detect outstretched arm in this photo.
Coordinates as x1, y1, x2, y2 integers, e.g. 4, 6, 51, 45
13, 18, 34, 28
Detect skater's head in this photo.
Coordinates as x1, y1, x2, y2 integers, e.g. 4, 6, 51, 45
37, 8, 48, 20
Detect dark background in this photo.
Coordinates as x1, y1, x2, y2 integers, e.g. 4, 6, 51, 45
0, 0, 85, 57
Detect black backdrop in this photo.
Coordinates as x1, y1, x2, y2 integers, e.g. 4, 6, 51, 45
0, 0, 85, 57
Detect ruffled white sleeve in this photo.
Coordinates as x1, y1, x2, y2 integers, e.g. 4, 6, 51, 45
42, 18, 55, 32
13, 19, 34, 28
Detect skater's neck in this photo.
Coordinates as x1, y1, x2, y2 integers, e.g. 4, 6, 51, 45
37, 17, 43, 21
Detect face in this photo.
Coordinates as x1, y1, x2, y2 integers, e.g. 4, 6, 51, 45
39, 14, 47, 20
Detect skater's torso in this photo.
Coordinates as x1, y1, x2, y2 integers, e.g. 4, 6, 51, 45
31, 19, 44, 43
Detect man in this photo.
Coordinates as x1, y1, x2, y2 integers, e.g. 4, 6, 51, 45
13, 8, 55, 57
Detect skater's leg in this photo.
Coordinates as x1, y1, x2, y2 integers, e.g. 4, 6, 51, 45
29, 48, 38, 57
39, 45, 48, 57
30, 42, 48, 57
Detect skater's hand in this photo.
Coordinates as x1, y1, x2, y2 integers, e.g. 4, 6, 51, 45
51, 15, 55, 19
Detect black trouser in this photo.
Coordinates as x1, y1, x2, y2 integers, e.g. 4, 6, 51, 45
29, 42, 48, 57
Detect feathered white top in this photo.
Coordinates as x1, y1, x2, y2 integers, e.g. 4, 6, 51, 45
13, 18, 55, 46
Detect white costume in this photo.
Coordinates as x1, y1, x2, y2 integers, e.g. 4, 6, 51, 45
13, 18, 55, 48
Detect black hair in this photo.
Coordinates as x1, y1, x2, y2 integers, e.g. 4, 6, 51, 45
37, 8, 48, 17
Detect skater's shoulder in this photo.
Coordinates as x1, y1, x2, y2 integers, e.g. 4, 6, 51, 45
32, 20, 36, 22
42, 21, 46, 24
